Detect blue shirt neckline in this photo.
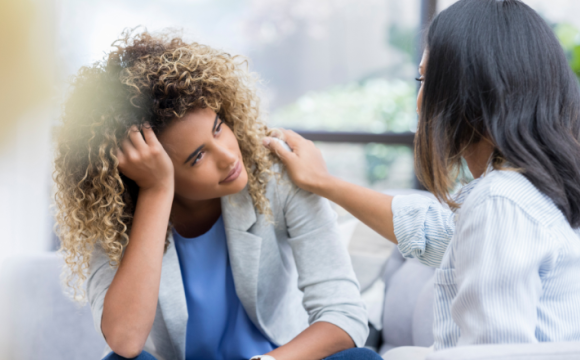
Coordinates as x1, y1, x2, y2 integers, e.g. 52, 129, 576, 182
172, 215, 276, 360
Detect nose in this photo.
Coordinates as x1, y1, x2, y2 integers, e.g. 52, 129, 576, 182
214, 142, 237, 169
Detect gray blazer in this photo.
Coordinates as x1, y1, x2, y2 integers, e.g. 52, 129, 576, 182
87, 169, 368, 360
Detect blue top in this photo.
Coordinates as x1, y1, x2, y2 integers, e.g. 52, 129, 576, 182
392, 170, 580, 349
172, 216, 277, 360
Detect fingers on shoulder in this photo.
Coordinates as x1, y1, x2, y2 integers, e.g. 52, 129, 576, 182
267, 128, 286, 140
282, 129, 314, 148
271, 138, 297, 160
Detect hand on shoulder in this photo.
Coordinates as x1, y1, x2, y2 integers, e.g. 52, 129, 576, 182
262, 128, 334, 195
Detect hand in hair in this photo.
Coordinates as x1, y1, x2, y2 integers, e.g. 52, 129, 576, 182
116, 124, 174, 192
104, 124, 175, 357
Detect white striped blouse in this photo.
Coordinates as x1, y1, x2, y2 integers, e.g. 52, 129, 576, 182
391, 169, 580, 350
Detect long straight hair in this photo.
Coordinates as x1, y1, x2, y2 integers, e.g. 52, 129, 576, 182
415, 0, 580, 227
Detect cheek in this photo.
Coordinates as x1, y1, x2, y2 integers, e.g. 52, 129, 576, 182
172, 156, 249, 200
174, 167, 248, 200
417, 85, 424, 114
224, 126, 241, 150
173, 165, 220, 199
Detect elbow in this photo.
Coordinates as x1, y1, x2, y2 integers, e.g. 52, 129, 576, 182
336, 332, 356, 350
104, 327, 147, 359
107, 338, 145, 359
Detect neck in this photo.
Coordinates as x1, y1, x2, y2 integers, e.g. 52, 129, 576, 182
463, 140, 495, 178
170, 195, 222, 238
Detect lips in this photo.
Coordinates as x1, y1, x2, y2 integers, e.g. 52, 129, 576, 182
220, 161, 242, 184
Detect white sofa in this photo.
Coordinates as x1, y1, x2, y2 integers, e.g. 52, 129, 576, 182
1, 232, 580, 360
0, 253, 106, 360
379, 247, 580, 360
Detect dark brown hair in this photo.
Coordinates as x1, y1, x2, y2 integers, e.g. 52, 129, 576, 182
415, 0, 580, 226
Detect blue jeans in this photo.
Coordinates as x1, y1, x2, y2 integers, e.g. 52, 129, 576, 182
325, 348, 384, 359
103, 348, 382, 360
102, 351, 157, 360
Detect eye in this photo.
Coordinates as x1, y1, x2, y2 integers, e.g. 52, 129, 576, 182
191, 151, 205, 166
415, 76, 424, 83
215, 120, 224, 135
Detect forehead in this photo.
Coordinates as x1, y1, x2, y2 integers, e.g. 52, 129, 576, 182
157, 107, 216, 155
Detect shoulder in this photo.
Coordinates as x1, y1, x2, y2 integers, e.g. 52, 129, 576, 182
262, 162, 337, 229
461, 170, 565, 227
264, 162, 292, 196
263, 162, 300, 210
260, 138, 304, 212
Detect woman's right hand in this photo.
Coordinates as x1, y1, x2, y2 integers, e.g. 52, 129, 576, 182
116, 124, 174, 192
263, 128, 333, 194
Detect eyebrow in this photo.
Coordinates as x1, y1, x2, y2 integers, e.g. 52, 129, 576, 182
184, 144, 205, 165
212, 113, 219, 132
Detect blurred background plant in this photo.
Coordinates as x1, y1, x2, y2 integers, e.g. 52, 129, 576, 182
265, 4, 420, 189
555, 23, 580, 80
270, 79, 416, 133
269, 78, 417, 187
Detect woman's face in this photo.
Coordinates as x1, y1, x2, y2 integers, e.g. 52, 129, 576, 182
158, 107, 248, 202
416, 50, 428, 115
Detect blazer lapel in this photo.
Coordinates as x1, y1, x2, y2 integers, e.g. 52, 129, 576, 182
221, 186, 263, 326
158, 233, 188, 360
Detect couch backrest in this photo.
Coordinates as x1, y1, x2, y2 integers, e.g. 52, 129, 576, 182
0, 252, 106, 360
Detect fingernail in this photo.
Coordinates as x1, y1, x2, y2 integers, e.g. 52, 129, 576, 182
262, 137, 271, 147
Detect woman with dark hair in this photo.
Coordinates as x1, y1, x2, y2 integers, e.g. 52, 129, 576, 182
265, 0, 580, 357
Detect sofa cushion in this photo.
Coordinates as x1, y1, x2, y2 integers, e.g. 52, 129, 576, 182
427, 341, 580, 360
0, 253, 106, 360
412, 274, 435, 347
380, 249, 435, 353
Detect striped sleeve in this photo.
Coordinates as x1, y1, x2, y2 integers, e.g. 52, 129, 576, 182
392, 194, 455, 267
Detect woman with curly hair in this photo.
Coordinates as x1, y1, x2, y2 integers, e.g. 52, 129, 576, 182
54, 31, 379, 360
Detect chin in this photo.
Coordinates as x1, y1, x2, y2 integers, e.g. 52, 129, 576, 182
223, 170, 248, 196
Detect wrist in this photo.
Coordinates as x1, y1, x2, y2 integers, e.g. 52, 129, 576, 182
311, 174, 339, 198
250, 356, 276, 360
140, 180, 174, 198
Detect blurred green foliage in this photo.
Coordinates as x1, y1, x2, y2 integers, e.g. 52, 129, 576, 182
364, 144, 412, 184
270, 78, 417, 186
270, 78, 416, 133
268, 19, 423, 188
555, 23, 580, 79
388, 24, 417, 61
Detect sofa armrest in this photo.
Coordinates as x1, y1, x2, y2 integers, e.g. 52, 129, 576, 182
427, 342, 580, 360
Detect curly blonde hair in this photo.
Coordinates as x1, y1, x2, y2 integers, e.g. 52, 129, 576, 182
54, 30, 274, 298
